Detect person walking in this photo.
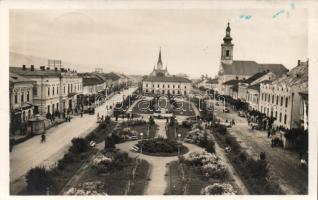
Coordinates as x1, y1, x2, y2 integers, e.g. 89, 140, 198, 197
41, 134, 46, 143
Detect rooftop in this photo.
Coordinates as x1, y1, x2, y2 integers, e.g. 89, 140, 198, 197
223, 79, 242, 85
143, 75, 192, 83
9, 72, 35, 84
220, 60, 288, 77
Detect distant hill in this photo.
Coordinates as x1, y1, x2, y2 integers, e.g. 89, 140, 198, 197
10, 52, 81, 70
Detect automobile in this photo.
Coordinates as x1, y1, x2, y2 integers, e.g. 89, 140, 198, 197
130, 135, 138, 140
129, 145, 140, 152
184, 138, 194, 143
238, 111, 245, 117
223, 107, 230, 113
215, 102, 220, 106
220, 121, 232, 128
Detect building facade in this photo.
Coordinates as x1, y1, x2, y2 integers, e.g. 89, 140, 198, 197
10, 65, 83, 115
10, 73, 36, 135
142, 49, 192, 96
259, 60, 308, 129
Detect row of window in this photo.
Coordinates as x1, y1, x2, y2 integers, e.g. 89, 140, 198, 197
145, 89, 187, 95
14, 91, 31, 104
47, 102, 59, 114
261, 93, 289, 108
260, 106, 288, 125
145, 84, 186, 89
45, 83, 82, 97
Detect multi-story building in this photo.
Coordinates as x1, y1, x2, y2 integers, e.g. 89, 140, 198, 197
237, 71, 276, 101
299, 90, 308, 130
9, 72, 36, 135
10, 65, 83, 115
217, 23, 288, 93
259, 60, 308, 129
142, 49, 192, 96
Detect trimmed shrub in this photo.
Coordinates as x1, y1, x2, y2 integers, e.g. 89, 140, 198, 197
25, 166, 53, 195
69, 137, 89, 153
104, 136, 116, 150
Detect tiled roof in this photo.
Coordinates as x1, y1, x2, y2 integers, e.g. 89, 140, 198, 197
82, 77, 104, 86
220, 60, 288, 77
242, 71, 269, 84
143, 75, 191, 83
10, 66, 61, 77
271, 61, 308, 87
223, 79, 241, 85
10, 72, 35, 84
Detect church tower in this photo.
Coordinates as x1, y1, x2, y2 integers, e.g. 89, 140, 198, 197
157, 48, 163, 70
221, 22, 234, 64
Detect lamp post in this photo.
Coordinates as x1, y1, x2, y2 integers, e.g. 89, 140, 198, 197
177, 133, 181, 157
140, 132, 143, 156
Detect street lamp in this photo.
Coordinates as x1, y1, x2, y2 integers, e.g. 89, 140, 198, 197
140, 132, 143, 156
177, 133, 181, 157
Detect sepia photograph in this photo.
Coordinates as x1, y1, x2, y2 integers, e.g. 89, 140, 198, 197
1, 1, 316, 198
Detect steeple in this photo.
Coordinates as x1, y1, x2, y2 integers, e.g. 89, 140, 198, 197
221, 22, 234, 64
157, 47, 163, 70
223, 22, 232, 44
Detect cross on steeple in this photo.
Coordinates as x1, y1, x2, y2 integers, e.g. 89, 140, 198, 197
157, 47, 163, 69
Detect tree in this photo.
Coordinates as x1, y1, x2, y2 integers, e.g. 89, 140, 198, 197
26, 166, 52, 195
148, 115, 155, 125
104, 136, 115, 150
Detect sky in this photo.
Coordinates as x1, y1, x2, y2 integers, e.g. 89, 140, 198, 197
9, 7, 308, 78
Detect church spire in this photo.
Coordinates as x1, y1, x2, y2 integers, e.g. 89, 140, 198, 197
157, 47, 163, 69
223, 22, 232, 44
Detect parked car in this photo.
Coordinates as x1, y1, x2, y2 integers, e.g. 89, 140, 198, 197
238, 111, 245, 117
129, 145, 139, 152
184, 138, 194, 143
223, 107, 230, 113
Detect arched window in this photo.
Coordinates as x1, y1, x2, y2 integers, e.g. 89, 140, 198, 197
27, 91, 30, 102
21, 92, 24, 103
285, 98, 288, 108
284, 114, 287, 124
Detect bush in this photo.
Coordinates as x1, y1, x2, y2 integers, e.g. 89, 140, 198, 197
214, 124, 227, 135
26, 166, 53, 195
205, 139, 215, 154
148, 116, 155, 125
136, 137, 178, 154
246, 159, 268, 179
104, 136, 115, 150
69, 137, 89, 153
201, 183, 235, 195
238, 151, 247, 163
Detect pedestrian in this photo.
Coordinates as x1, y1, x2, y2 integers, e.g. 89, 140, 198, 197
41, 134, 46, 143
97, 112, 100, 118
81, 111, 83, 117
267, 129, 271, 138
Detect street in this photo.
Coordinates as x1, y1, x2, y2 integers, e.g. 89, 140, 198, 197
213, 103, 308, 194
10, 87, 137, 194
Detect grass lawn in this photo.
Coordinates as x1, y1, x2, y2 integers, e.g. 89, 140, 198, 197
166, 161, 225, 195
119, 122, 158, 139
76, 157, 150, 195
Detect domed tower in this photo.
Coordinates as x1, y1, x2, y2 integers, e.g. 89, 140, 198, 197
221, 22, 234, 64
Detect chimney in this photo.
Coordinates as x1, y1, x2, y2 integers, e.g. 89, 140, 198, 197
54, 67, 58, 71
68, 68, 70, 71
298, 60, 301, 66
60, 67, 64, 71
22, 65, 26, 70
30, 65, 34, 71
46, 67, 50, 70
40, 66, 45, 70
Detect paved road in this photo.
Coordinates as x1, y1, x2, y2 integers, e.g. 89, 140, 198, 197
10, 87, 137, 194
214, 103, 308, 194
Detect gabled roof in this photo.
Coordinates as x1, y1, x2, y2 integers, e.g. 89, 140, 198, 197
10, 72, 36, 84
82, 77, 104, 86
242, 71, 269, 84
223, 79, 242, 85
220, 60, 288, 77
143, 75, 191, 83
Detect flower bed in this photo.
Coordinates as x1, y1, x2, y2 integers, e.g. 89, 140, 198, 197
135, 137, 188, 156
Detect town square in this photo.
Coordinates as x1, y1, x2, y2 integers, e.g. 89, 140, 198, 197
5, 5, 312, 197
